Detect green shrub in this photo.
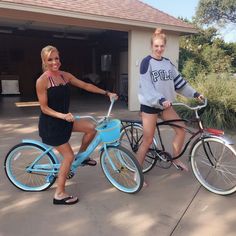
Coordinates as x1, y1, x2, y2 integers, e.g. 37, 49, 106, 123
182, 59, 206, 78
176, 73, 236, 131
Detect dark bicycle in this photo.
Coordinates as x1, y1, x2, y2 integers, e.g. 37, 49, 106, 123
120, 99, 236, 195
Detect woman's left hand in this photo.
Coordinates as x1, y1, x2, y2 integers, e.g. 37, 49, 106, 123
197, 94, 204, 102
108, 92, 118, 101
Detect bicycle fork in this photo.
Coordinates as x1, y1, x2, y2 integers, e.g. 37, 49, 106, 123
102, 144, 126, 173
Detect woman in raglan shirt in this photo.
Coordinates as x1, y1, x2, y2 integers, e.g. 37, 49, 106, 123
137, 28, 204, 183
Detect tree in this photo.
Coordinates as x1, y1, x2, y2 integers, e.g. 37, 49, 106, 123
179, 26, 236, 77
196, 0, 236, 25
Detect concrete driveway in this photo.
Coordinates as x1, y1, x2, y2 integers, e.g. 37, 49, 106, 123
0, 94, 236, 236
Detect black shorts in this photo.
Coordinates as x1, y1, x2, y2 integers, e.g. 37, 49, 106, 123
140, 104, 163, 115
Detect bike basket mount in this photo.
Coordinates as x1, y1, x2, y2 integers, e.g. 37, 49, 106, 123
96, 119, 121, 143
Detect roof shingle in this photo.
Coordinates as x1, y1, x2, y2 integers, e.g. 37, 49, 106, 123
1, 0, 195, 29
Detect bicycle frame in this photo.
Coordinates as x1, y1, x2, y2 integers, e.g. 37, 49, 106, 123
22, 99, 120, 175
121, 98, 234, 161
155, 118, 201, 160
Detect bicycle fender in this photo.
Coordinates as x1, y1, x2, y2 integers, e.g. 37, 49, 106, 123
22, 139, 50, 148
22, 139, 59, 163
218, 135, 234, 145
204, 134, 234, 145
99, 142, 120, 152
189, 135, 234, 161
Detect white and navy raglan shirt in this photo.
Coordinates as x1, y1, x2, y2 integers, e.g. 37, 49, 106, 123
138, 55, 200, 109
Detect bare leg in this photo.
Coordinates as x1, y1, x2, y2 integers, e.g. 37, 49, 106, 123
54, 143, 78, 203
73, 119, 97, 165
136, 112, 157, 166
161, 107, 188, 171
136, 112, 157, 186
73, 119, 96, 152
53, 119, 96, 203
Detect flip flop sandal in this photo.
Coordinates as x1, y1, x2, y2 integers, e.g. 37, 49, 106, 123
81, 158, 97, 166
53, 196, 79, 205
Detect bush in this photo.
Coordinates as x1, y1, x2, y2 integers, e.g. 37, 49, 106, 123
176, 73, 236, 131
182, 59, 206, 78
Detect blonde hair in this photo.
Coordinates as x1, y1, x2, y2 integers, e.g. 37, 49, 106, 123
151, 28, 167, 45
41, 45, 59, 72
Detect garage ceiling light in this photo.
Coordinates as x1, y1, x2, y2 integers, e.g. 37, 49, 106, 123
53, 34, 87, 40
0, 29, 12, 34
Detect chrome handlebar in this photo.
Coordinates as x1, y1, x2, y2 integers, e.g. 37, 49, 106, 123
172, 98, 207, 111
172, 98, 207, 119
75, 98, 116, 124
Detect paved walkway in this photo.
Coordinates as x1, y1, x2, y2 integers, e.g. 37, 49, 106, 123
0, 94, 236, 236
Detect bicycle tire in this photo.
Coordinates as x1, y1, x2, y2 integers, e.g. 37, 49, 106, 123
4, 143, 57, 191
120, 124, 157, 173
191, 137, 236, 195
100, 145, 144, 193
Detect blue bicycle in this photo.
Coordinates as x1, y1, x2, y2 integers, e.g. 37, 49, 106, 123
4, 100, 144, 194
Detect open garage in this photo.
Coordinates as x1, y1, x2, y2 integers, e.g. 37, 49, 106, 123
0, 0, 196, 110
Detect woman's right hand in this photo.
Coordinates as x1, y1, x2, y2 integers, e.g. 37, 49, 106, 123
63, 112, 74, 122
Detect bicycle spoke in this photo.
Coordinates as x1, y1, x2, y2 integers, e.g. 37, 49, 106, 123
100, 145, 143, 193
5, 143, 56, 191
120, 124, 158, 173
191, 137, 236, 195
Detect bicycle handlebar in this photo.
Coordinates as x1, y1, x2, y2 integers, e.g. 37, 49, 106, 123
172, 98, 207, 111
75, 98, 116, 124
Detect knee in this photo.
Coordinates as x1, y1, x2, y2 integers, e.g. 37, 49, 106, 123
85, 123, 96, 135
90, 123, 96, 132
90, 124, 96, 135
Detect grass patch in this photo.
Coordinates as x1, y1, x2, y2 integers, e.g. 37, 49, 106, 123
176, 73, 236, 132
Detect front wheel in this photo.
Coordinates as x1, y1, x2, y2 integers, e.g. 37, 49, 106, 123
191, 137, 236, 195
100, 145, 144, 193
4, 143, 57, 191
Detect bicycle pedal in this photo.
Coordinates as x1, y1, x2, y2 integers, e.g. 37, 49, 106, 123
81, 158, 97, 166
46, 174, 56, 183
66, 171, 75, 179
172, 162, 184, 171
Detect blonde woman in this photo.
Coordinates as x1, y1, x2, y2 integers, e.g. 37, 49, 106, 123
137, 29, 203, 184
36, 45, 117, 205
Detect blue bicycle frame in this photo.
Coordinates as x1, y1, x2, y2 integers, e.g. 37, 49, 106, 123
23, 99, 120, 176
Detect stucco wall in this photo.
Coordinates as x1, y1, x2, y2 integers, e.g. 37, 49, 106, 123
128, 30, 180, 111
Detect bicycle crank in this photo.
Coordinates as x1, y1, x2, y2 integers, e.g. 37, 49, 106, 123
156, 151, 172, 169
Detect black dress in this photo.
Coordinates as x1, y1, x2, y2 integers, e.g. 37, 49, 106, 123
38, 77, 73, 146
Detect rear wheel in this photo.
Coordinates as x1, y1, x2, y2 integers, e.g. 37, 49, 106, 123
100, 145, 144, 193
120, 124, 157, 173
191, 137, 236, 195
4, 143, 56, 191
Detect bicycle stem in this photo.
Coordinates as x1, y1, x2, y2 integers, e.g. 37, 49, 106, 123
74, 99, 116, 124
106, 98, 115, 118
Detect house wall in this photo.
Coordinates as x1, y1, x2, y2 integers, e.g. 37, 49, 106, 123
128, 30, 180, 111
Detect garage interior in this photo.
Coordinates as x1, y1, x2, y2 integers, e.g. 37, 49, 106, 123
0, 20, 128, 101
